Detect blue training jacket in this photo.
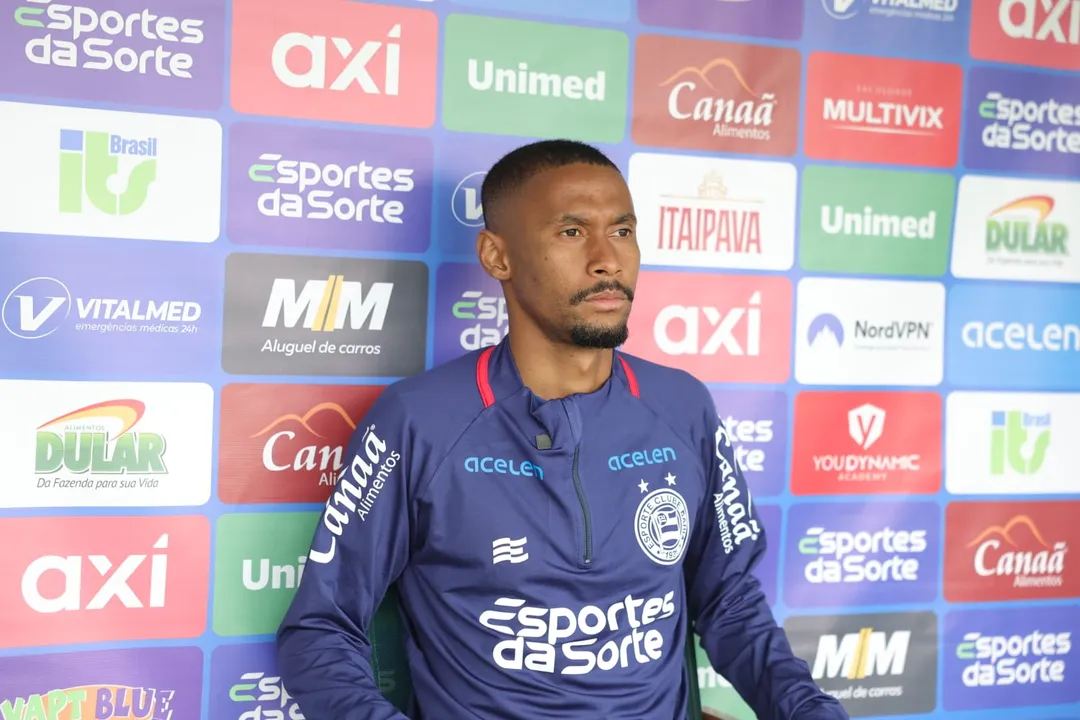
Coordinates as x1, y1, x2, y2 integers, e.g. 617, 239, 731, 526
276, 337, 849, 720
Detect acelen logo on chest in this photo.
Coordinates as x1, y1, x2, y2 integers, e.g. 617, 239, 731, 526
944, 501, 1080, 603
784, 501, 940, 608
433, 262, 508, 366
791, 391, 942, 496
631, 35, 800, 157
804, 52, 962, 168
230, 0, 437, 128
0, 515, 209, 649
218, 383, 385, 504
711, 389, 788, 497
2, 0, 226, 109
228, 122, 433, 253
623, 272, 792, 384
971, 0, 1080, 71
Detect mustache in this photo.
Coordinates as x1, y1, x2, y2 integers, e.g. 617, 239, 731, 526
570, 281, 635, 306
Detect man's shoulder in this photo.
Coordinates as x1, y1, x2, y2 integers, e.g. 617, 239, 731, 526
618, 351, 715, 426
378, 349, 488, 425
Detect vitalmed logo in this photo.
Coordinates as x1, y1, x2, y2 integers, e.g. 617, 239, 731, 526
623, 272, 792, 383
217, 383, 385, 504
433, 263, 507, 366
230, 0, 437, 127
946, 283, 1080, 390
965, 67, 1080, 178
631, 35, 800, 156
795, 277, 945, 386
785, 611, 938, 717
638, 0, 803, 40
0, 515, 209, 649
944, 501, 1080, 603
943, 606, 1080, 711
971, 0, 1080, 71
785, 501, 940, 608
820, 0, 959, 21
808, 0, 967, 60
628, 153, 796, 272
711, 390, 788, 497
792, 392, 942, 496
227, 122, 433, 253
0, 380, 213, 509
0, 102, 221, 242
804, 52, 962, 168
1, 0, 225, 108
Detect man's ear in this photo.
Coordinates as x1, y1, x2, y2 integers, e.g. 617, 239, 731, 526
477, 229, 511, 281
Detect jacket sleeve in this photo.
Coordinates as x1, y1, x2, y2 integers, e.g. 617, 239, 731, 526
277, 389, 414, 720
683, 393, 849, 720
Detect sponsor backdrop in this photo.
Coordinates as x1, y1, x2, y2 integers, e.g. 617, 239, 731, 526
0, 0, 1078, 719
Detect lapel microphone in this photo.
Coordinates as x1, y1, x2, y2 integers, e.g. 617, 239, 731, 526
534, 433, 552, 450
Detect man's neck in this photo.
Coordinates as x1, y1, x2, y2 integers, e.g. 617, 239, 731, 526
508, 328, 613, 401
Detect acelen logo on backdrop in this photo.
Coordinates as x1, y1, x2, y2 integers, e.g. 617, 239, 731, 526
0, 102, 221, 243
441, 14, 629, 143
964, 67, 1080, 179
784, 501, 940, 608
630, 35, 800, 156
628, 152, 797, 272
804, 52, 962, 168
971, 0, 1080, 71
433, 262, 508, 366
623, 272, 792, 384
798, 165, 954, 277
944, 501, 1080, 603
711, 389, 788, 497
227, 122, 434, 253
1, 0, 226, 109
218, 383, 385, 504
0, 515, 209, 649
791, 391, 942, 496
946, 392, 1080, 496
0, 379, 214, 509
230, 0, 438, 127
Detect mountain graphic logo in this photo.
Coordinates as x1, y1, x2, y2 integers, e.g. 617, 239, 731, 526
250, 402, 357, 439
807, 313, 845, 347
660, 57, 760, 98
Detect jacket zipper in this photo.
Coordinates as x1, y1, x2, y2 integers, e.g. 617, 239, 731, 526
570, 444, 593, 566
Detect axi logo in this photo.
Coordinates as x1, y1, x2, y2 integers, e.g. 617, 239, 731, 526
792, 392, 942, 496
944, 501, 1080, 603
711, 389, 788, 497
631, 35, 800, 156
0, 515, 209, 648
784, 501, 940, 608
804, 52, 962, 168
433, 262, 508, 366
218, 383, 385, 504
230, 0, 438, 127
623, 272, 792, 383
971, 0, 1080, 71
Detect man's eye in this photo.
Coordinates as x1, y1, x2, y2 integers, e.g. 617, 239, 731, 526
614, 228, 633, 237
562, 228, 581, 237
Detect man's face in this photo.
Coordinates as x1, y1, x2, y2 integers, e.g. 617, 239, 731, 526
497, 162, 640, 349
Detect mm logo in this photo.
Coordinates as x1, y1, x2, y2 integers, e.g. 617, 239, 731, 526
813, 627, 910, 680
59, 129, 158, 216
990, 410, 1050, 475
262, 276, 393, 332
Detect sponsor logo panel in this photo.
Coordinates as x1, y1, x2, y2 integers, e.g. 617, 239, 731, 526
804, 52, 962, 168
795, 277, 945, 386
970, 0, 1080, 72
710, 389, 788, 498
792, 391, 942, 496
784, 611, 938, 717
784, 501, 940, 608
623, 271, 793, 384
221, 252, 428, 377
798, 165, 954, 277
631, 36, 800, 157
945, 283, 1080, 390
441, 14, 629, 143
0, 0, 226, 109
943, 605, 1080, 711
943, 501, 1080, 603
807, 0, 967, 57
230, 0, 438, 127
226, 122, 434, 253
637, 0, 803, 40
0, 646, 202, 720
628, 153, 797, 271
0, 379, 214, 508
951, 174, 1079, 283
218, 383, 386, 504
0, 101, 222, 243
433, 262, 507, 366
445, 0, 632, 22
0, 515, 210, 649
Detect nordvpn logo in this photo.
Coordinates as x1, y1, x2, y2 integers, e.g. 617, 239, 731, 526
808, 313, 845, 348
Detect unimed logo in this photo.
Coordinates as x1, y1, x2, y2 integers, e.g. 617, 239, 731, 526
218, 383, 385, 504
622, 271, 792, 383
971, 0, 1080, 71
0, 515, 209, 649
944, 501, 1080, 603
230, 0, 438, 127
792, 391, 942, 496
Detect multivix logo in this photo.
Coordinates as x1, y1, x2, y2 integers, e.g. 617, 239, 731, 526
263, 275, 393, 332
59, 129, 158, 216
990, 410, 1050, 476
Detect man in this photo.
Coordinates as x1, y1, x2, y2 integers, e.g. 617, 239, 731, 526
276, 140, 848, 720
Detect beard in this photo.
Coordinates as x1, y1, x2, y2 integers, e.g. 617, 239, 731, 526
568, 321, 629, 349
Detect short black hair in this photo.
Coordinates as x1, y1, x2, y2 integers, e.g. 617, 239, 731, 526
480, 139, 620, 231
